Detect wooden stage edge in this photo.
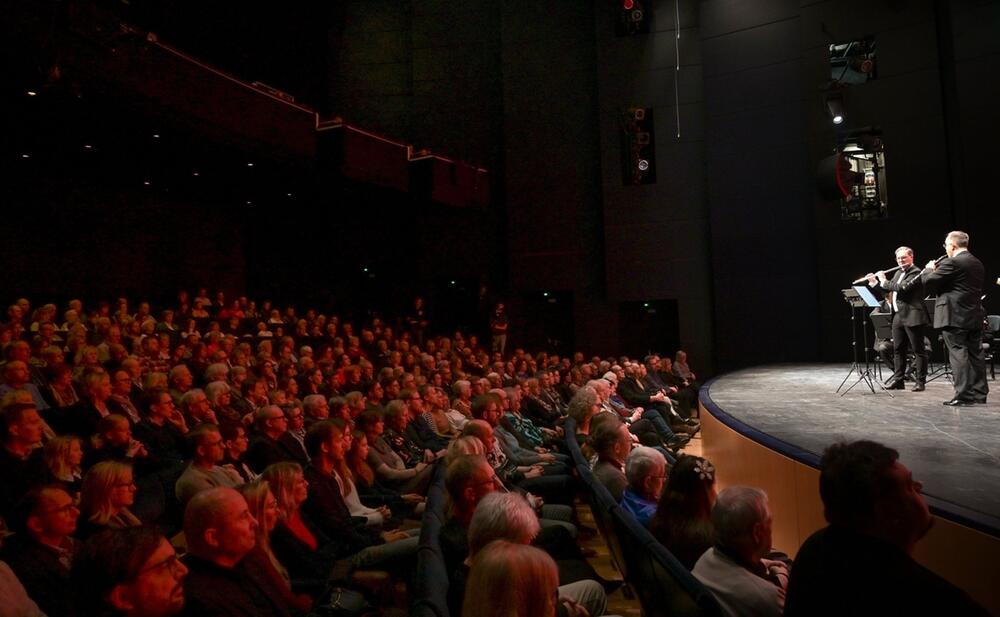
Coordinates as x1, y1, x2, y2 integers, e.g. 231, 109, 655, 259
699, 401, 1000, 615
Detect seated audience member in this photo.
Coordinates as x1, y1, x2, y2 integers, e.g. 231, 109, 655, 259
420, 385, 460, 439
445, 434, 486, 465
385, 396, 444, 461
181, 487, 296, 617
347, 429, 423, 520
72, 526, 187, 617
784, 440, 989, 616
673, 350, 700, 391
175, 424, 243, 506
522, 377, 563, 429
78, 461, 142, 538
2, 487, 80, 617
84, 414, 149, 471
0, 360, 49, 412
321, 425, 389, 527
359, 408, 435, 494
649, 454, 717, 570
220, 422, 258, 483
179, 389, 217, 427
302, 394, 330, 427
589, 415, 632, 501
693, 487, 788, 617
0, 560, 44, 617
298, 422, 418, 570
478, 392, 567, 474
54, 369, 113, 439
205, 381, 241, 425
43, 434, 85, 496
447, 380, 473, 430
463, 541, 561, 617
620, 446, 667, 526
45, 363, 80, 408
246, 405, 294, 473
132, 389, 188, 470
0, 402, 47, 521
166, 365, 194, 406
280, 404, 309, 465
464, 417, 575, 508
465, 493, 610, 617
108, 370, 143, 425
238, 480, 313, 612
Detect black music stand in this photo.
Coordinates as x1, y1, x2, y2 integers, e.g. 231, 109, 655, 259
870, 311, 893, 381
923, 297, 953, 383
837, 286, 894, 397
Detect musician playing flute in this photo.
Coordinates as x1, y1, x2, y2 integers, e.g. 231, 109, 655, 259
866, 246, 930, 392
920, 231, 989, 406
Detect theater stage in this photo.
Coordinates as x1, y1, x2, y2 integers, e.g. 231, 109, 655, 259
698, 364, 1000, 613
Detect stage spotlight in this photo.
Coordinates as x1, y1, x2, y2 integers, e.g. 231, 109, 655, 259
637, 159, 649, 171
824, 92, 845, 125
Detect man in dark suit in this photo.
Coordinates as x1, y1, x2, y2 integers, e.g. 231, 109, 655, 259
868, 247, 931, 391
920, 231, 989, 406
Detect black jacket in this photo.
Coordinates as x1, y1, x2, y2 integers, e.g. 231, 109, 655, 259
920, 251, 985, 330
881, 266, 931, 327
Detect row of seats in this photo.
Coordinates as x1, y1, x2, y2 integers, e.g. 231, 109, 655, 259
565, 417, 723, 617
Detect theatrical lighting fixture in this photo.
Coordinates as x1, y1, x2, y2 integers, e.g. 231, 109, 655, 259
143, 181, 151, 186
637, 159, 649, 171
246, 162, 254, 167
26, 91, 36, 96
152, 134, 160, 139
824, 90, 846, 125
84, 144, 92, 149
623, 0, 634, 9
192, 171, 199, 176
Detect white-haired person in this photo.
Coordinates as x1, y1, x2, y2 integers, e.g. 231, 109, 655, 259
693, 486, 788, 617
620, 446, 667, 526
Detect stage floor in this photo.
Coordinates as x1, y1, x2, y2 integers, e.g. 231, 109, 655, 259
703, 364, 1000, 531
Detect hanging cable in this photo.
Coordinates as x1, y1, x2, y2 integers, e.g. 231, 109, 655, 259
674, 0, 681, 138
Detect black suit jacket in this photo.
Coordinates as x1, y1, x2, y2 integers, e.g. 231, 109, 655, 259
920, 251, 985, 330
880, 266, 930, 327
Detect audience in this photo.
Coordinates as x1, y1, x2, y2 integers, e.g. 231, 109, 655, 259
73, 526, 187, 617
693, 486, 788, 617
174, 423, 243, 505
2, 292, 984, 616
648, 454, 717, 570
181, 487, 295, 616
619, 445, 667, 526
784, 440, 988, 616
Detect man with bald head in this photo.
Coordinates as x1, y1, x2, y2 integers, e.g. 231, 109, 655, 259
181, 487, 294, 617
0, 360, 49, 411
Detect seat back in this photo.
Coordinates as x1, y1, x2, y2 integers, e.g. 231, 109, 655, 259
610, 506, 723, 617
410, 464, 450, 617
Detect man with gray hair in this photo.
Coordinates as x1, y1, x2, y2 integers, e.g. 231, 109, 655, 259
466, 492, 610, 617
920, 230, 989, 405
620, 445, 667, 525
693, 486, 788, 617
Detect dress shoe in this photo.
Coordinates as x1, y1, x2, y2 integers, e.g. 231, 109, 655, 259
943, 398, 975, 406
681, 417, 700, 427
975, 399, 988, 405
666, 436, 689, 449
671, 423, 698, 436
885, 380, 905, 390
911, 383, 925, 392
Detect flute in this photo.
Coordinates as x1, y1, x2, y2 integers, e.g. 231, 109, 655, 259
852, 265, 902, 285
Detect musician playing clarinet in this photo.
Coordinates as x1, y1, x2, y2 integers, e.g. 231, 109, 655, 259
866, 246, 930, 391
920, 231, 989, 406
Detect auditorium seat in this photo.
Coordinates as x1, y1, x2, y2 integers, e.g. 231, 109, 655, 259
410, 464, 450, 617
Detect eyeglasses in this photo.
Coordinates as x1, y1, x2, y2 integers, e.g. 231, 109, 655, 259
135, 552, 185, 578
37, 502, 79, 516
114, 481, 137, 489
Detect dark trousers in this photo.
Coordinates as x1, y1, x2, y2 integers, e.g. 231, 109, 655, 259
942, 327, 989, 402
891, 319, 927, 384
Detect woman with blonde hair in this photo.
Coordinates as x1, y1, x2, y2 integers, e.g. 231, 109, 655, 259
78, 460, 141, 538
239, 479, 313, 611
43, 435, 84, 496
446, 435, 485, 466
462, 540, 560, 617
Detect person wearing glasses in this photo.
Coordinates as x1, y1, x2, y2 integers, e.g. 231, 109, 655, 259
920, 231, 989, 406
619, 446, 668, 526
246, 405, 293, 473
2, 486, 80, 616
72, 526, 188, 617
78, 461, 142, 539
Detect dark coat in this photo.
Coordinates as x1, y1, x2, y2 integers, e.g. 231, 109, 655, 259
920, 251, 985, 330
881, 266, 931, 327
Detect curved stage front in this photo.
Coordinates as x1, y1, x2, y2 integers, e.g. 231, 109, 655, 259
699, 364, 1000, 614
